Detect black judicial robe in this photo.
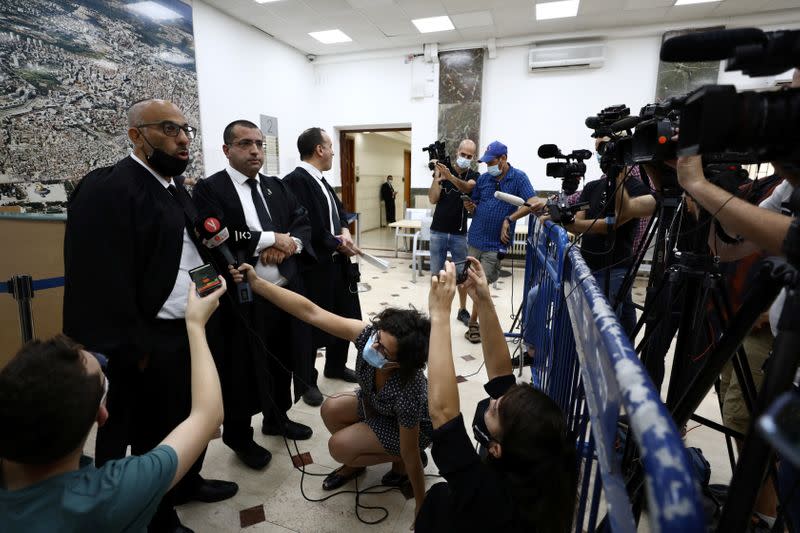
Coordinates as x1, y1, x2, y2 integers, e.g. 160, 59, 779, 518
193, 170, 316, 407
63, 156, 206, 363
282, 167, 362, 346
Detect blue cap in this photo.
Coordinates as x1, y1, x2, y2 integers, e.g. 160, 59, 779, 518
478, 141, 507, 163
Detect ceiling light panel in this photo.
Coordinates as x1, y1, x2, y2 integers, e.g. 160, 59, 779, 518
411, 15, 455, 33
308, 29, 353, 43
535, 0, 580, 20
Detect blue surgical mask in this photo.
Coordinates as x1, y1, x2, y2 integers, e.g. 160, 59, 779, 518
456, 156, 471, 169
487, 164, 501, 177
362, 333, 394, 369
596, 152, 602, 164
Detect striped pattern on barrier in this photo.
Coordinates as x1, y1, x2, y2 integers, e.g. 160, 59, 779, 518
521, 218, 704, 533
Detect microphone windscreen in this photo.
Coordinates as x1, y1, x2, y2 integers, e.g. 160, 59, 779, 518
610, 115, 640, 132
493, 191, 525, 207
585, 116, 601, 129
660, 27, 765, 62
537, 144, 559, 159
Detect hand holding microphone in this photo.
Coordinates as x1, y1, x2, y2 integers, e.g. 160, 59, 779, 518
194, 215, 253, 303
493, 191, 546, 213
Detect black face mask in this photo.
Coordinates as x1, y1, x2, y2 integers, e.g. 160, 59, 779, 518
472, 397, 494, 448
139, 130, 189, 177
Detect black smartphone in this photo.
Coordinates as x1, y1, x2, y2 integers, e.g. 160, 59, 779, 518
453, 260, 472, 285
188, 263, 222, 297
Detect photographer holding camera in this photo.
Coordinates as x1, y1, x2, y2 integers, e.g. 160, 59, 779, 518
428, 139, 479, 327
546, 137, 656, 335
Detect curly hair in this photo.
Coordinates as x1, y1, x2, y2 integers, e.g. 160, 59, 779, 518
487, 384, 577, 533
0, 335, 103, 464
371, 307, 431, 385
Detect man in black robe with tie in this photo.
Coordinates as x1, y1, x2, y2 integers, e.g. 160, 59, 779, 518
380, 175, 397, 224
193, 120, 315, 469
283, 127, 361, 406
64, 99, 237, 533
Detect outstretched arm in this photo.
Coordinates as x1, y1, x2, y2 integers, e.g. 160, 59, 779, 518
462, 257, 513, 380
231, 264, 366, 342
427, 261, 460, 429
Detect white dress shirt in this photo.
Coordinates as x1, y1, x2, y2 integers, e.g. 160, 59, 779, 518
298, 161, 338, 234
226, 166, 301, 286
130, 153, 204, 319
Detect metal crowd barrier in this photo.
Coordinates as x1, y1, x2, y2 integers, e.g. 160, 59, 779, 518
2, 275, 65, 344
521, 218, 704, 533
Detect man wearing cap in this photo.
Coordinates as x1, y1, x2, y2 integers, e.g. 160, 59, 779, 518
462, 141, 544, 343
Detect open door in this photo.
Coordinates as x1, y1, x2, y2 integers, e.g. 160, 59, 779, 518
404, 149, 411, 214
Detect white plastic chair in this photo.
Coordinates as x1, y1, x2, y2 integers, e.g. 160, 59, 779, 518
411, 217, 433, 282
394, 209, 431, 256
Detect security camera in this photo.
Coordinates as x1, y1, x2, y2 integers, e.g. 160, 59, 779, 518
306, 54, 316, 62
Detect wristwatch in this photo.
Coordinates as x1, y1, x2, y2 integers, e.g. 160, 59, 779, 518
605, 215, 616, 226
504, 216, 513, 224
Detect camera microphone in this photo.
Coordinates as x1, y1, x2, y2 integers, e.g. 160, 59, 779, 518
660, 27, 765, 62
537, 144, 560, 159
610, 115, 640, 132
494, 191, 530, 208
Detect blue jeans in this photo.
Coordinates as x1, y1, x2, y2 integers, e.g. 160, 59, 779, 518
430, 231, 467, 275
595, 267, 636, 336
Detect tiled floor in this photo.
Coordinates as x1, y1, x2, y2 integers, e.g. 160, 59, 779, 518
84, 253, 732, 532
360, 227, 402, 253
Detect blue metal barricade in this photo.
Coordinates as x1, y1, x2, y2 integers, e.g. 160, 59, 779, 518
520, 220, 704, 532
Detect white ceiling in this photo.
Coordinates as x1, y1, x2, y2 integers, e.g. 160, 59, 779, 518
201, 0, 800, 56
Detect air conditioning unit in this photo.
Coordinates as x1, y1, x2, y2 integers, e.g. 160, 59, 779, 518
528, 40, 605, 71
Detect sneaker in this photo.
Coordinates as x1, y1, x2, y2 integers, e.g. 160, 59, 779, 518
464, 323, 480, 344
456, 308, 471, 327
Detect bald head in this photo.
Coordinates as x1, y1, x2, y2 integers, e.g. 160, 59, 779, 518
458, 139, 476, 153
127, 99, 182, 128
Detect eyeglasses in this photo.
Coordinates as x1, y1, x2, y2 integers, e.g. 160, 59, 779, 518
230, 139, 265, 150
137, 121, 197, 139
373, 330, 393, 359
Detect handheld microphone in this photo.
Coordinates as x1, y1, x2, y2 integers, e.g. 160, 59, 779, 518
194, 216, 253, 303
660, 27, 765, 62
494, 191, 530, 208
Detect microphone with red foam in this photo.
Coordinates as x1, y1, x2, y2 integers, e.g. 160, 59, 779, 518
194, 215, 252, 303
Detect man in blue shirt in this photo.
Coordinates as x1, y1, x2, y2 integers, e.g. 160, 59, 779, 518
464, 141, 545, 343
0, 281, 227, 533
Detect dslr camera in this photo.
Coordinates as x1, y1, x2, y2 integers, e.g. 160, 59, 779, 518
422, 140, 452, 171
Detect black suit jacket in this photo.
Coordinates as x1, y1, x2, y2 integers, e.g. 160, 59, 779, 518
380, 181, 395, 203
283, 166, 349, 266
64, 156, 207, 360
193, 170, 315, 279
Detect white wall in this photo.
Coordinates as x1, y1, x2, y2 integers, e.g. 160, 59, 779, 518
192, 1, 314, 177
481, 36, 661, 192
352, 133, 408, 231
313, 56, 438, 189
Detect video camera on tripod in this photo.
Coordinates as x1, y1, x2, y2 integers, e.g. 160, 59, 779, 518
422, 140, 452, 171
537, 143, 591, 224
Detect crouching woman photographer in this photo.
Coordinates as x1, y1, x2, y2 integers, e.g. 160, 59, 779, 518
230, 263, 433, 524
415, 258, 577, 533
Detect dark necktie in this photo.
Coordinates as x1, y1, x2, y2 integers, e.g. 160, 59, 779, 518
167, 184, 207, 259
320, 176, 342, 235
246, 177, 273, 231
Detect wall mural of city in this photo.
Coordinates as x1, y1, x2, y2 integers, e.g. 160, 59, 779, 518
0, 0, 202, 213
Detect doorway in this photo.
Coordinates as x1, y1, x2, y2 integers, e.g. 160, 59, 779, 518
339, 128, 411, 251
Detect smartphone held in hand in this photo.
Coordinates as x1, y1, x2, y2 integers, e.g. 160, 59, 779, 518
189, 264, 222, 297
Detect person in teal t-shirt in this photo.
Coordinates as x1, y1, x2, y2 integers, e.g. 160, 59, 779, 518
0, 279, 227, 532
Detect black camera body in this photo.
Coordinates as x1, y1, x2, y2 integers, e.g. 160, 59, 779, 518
422, 140, 452, 171
585, 105, 631, 138
546, 196, 590, 225
630, 99, 682, 164
538, 144, 592, 195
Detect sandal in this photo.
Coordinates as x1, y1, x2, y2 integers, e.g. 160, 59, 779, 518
322, 466, 365, 491
465, 323, 481, 344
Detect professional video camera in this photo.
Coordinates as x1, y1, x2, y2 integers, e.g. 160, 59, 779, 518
661, 27, 800, 163
422, 140, 451, 171
537, 144, 591, 195
630, 97, 683, 164
586, 106, 636, 174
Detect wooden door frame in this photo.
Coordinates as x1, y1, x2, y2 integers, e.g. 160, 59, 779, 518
403, 150, 411, 211
338, 127, 411, 218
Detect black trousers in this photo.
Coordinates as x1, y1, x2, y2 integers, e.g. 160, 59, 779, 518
95, 319, 208, 530
303, 255, 362, 380
222, 295, 298, 447
384, 200, 396, 224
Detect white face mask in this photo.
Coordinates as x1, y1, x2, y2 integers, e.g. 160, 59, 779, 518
456, 156, 471, 169
487, 164, 501, 177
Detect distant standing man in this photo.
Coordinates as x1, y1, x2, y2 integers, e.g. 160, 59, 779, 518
381, 175, 397, 224
429, 139, 479, 327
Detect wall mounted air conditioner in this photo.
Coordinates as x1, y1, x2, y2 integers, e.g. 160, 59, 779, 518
528, 40, 605, 71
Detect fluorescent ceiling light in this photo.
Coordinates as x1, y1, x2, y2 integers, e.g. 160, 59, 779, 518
674, 0, 720, 4
535, 0, 580, 21
126, 1, 182, 21
411, 16, 455, 34
254, 0, 282, 3
308, 29, 352, 44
